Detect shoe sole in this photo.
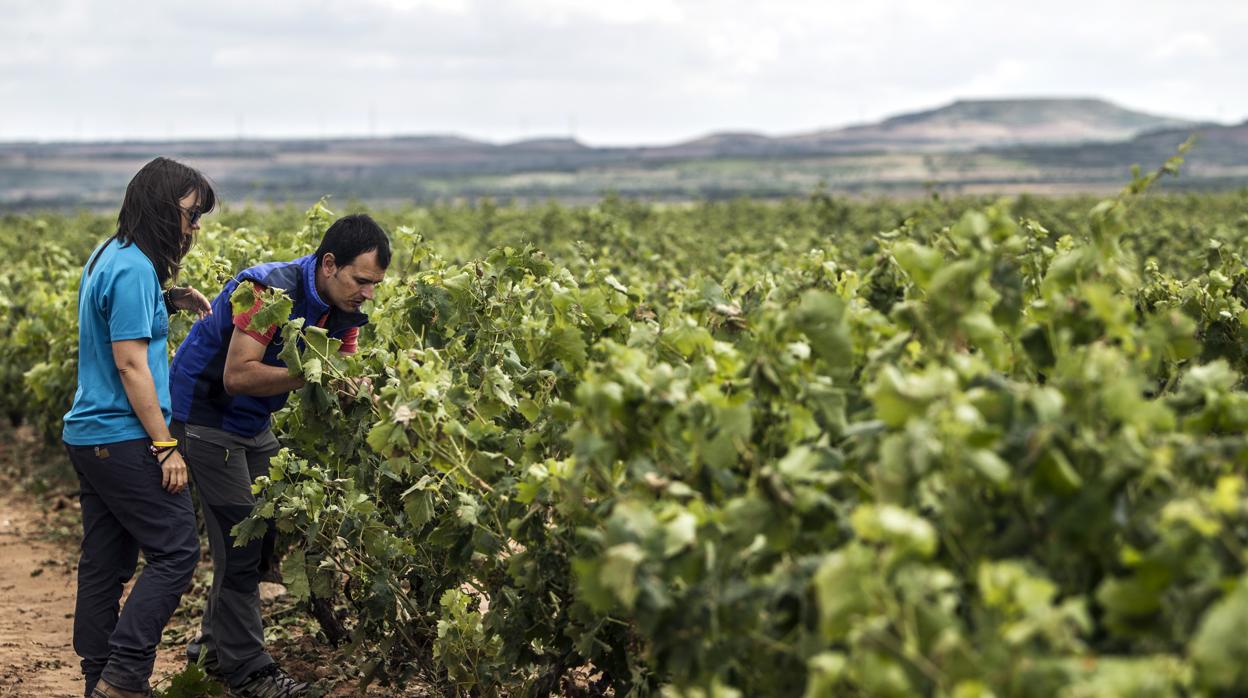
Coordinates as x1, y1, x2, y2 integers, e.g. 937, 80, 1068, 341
225, 681, 310, 698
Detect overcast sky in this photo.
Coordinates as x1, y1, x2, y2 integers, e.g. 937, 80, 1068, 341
2, 0, 1245, 146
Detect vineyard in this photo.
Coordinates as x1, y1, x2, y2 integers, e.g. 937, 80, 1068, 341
6, 157, 1248, 696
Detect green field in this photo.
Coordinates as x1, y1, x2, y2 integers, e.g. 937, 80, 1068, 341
6, 159, 1248, 696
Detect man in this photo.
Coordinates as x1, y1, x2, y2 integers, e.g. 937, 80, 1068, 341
169, 214, 390, 697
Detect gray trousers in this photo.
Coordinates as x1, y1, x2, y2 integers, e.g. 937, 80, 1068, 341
173, 421, 280, 687
64, 438, 200, 696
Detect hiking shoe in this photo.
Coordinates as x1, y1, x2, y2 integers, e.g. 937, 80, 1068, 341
186, 638, 223, 677
90, 679, 152, 697
229, 664, 310, 698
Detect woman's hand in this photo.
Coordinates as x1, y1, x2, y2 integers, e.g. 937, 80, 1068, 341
168, 286, 213, 319
161, 448, 190, 494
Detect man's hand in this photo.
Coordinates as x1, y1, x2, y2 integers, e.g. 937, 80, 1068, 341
168, 286, 213, 319
328, 375, 373, 411
161, 448, 189, 494
329, 375, 373, 398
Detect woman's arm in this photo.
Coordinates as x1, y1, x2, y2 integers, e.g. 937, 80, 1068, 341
112, 338, 187, 494
165, 286, 213, 318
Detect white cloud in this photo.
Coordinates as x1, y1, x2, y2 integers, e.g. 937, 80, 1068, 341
1, 0, 1246, 143
703, 22, 781, 77
365, 0, 470, 13
1154, 32, 1218, 60
518, 0, 685, 25
955, 59, 1033, 97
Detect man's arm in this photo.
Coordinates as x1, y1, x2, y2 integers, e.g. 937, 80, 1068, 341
112, 339, 187, 494
223, 327, 306, 397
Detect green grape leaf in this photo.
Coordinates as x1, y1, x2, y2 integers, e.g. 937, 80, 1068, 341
302, 357, 323, 384
303, 325, 342, 357
277, 337, 302, 376
281, 549, 310, 602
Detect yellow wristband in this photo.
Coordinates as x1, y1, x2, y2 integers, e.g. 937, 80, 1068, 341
152, 439, 178, 448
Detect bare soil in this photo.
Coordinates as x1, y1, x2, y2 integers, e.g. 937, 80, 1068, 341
0, 428, 430, 697
0, 484, 189, 697
0, 487, 85, 697
0, 425, 183, 697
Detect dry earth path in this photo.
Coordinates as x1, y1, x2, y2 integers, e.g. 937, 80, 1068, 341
0, 428, 430, 697
0, 475, 183, 696
0, 485, 82, 697
0, 427, 187, 697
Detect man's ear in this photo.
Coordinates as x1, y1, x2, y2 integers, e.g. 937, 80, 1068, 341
321, 252, 337, 275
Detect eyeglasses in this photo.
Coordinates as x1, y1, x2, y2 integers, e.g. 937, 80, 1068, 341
179, 205, 203, 226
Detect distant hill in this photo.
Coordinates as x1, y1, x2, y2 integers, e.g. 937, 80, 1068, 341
499, 137, 591, 153
1136, 120, 1248, 165
996, 119, 1248, 177
867, 97, 1192, 139
660, 98, 1200, 157
0, 98, 1239, 208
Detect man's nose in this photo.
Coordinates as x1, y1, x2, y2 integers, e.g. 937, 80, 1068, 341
361, 284, 374, 300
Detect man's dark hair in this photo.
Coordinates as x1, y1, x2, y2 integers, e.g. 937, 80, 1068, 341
314, 214, 391, 270
91, 156, 217, 284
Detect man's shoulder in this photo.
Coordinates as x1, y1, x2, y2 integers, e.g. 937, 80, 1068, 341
238, 255, 311, 293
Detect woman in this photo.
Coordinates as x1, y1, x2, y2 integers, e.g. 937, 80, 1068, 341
61, 157, 216, 698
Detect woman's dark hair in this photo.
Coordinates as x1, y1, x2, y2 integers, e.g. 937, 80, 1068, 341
314, 214, 391, 270
89, 156, 217, 284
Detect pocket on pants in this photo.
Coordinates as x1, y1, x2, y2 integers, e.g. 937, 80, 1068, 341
66, 438, 159, 475
184, 433, 254, 507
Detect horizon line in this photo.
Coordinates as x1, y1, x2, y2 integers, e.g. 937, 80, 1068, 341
0, 95, 1235, 150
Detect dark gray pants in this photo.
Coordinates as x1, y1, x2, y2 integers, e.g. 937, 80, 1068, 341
65, 438, 201, 697
173, 421, 280, 687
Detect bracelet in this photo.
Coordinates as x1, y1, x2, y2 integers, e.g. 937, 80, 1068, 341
149, 439, 178, 457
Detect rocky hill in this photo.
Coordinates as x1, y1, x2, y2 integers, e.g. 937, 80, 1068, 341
0, 98, 1236, 208
661, 98, 1200, 157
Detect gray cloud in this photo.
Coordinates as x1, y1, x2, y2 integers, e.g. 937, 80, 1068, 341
1, 0, 1245, 144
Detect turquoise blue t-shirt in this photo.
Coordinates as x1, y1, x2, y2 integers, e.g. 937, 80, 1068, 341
62, 238, 171, 445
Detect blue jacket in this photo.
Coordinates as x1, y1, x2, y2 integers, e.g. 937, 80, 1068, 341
170, 254, 367, 437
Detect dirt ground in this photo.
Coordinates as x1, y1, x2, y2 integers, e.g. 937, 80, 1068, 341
0, 485, 188, 697
0, 428, 429, 697
0, 426, 180, 697
0, 483, 83, 697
